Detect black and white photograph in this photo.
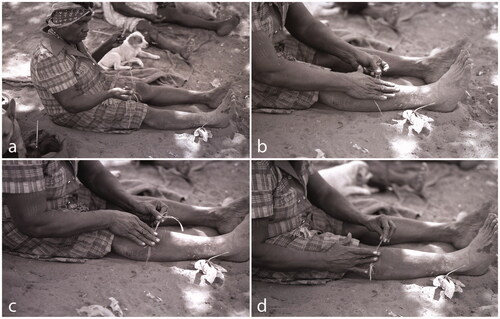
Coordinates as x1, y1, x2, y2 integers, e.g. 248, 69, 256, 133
2, 160, 249, 316
252, 2, 497, 158
252, 160, 497, 316
2, 2, 250, 158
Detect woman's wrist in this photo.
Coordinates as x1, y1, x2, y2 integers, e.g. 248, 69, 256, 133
330, 72, 352, 93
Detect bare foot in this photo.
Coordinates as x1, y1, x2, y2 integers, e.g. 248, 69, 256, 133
206, 83, 231, 109
205, 91, 235, 128
428, 49, 472, 112
452, 201, 494, 249
420, 39, 468, 84
215, 196, 249, 234
221, 215, 249, 262
458, 213, 497, 276
179, 37, 196, 60
216, 15, 240, 36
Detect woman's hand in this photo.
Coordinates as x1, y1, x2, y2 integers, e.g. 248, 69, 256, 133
322, 242, 380, 273
108, 210, 159, 247
147, 14, 165, 23
107, 87, 134, 101
132, 200, 168, 224
354, 51, 389, 77
344, 72, 400, 100
109, 33, 125, 48
362, 215, 397, 243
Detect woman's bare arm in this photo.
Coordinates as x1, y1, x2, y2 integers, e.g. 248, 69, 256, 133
53, 87, 133, 113
252, 30, 398, 100
285, 3, 386, 74
5, 190, 158, 246
252, 218, 379, 273
5, 191, 111, 238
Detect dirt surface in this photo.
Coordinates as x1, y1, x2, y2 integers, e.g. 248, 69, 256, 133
2, 2, 250, 158
252, 2, 497, 158
2, 160, 250, 317
252, 161, 498, 317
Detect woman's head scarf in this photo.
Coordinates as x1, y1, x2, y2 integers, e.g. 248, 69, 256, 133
46, 3, 93, 29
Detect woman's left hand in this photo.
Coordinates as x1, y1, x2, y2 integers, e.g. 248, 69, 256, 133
132, 200, 169, 224
362, 215, 396, 243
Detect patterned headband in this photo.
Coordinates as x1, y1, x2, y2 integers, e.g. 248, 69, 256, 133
47, 5, 92, 28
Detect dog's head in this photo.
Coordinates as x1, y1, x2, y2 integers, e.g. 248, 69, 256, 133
351, 161, 372, 186
126, 31, 148, 49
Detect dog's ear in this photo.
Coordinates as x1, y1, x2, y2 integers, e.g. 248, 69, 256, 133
6, 98, 16, 120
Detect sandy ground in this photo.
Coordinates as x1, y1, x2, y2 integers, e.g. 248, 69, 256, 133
252, 161, 498, 317
2, 2, 250, 158
2, 160, 250, 316
252, 3, 498, 158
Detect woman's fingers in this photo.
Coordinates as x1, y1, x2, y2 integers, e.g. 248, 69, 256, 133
131, 229, 157, 247
124, 231, 147, 247
155, 201, 169, 217
381, 218, 391, 242
348, 266, 370, 275
355, 258, 379, 266
388, 219, 397, 240
136, 219, 158, 239
378, 85, 400, 93
351, 246, 380, 257
380, 60, 390, 72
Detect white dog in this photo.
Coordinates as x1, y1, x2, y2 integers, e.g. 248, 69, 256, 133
98, 31, 160, 70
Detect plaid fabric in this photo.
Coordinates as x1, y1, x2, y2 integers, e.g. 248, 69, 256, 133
252, 161, 316, 238
252, 3, 320, 110
31, 31, 148, 133
254, 207, 359, 284
2, 160, 113, 262
252, 160, 359, 284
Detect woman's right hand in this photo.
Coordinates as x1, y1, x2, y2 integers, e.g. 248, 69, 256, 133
344, 72, 400, 101
107, 87, 134, 101
108, 210, 159, 247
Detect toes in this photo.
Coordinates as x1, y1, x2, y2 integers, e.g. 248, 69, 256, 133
485, 214, 497, 231
455, 50, 468, 64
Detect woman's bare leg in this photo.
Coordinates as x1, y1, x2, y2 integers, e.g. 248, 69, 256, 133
136, 82, 230, 108
140, 90, 234, 129
112, 215, 249, 262
131, 195, 249, 234
342, 201, 493, 249
318, 50, 471, 112
348, 214, 497, 279
314, 39, 467, 83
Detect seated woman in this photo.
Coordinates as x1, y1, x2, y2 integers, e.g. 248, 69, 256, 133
31, 3, 233, 134
2, 160, 248, 263
252, 2, 471, 113
252, 161, 496, 284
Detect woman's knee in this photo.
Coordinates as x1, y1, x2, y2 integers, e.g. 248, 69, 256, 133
112, 237, 148, 261
135, 82, 153, 102
142, 108, 170, 129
